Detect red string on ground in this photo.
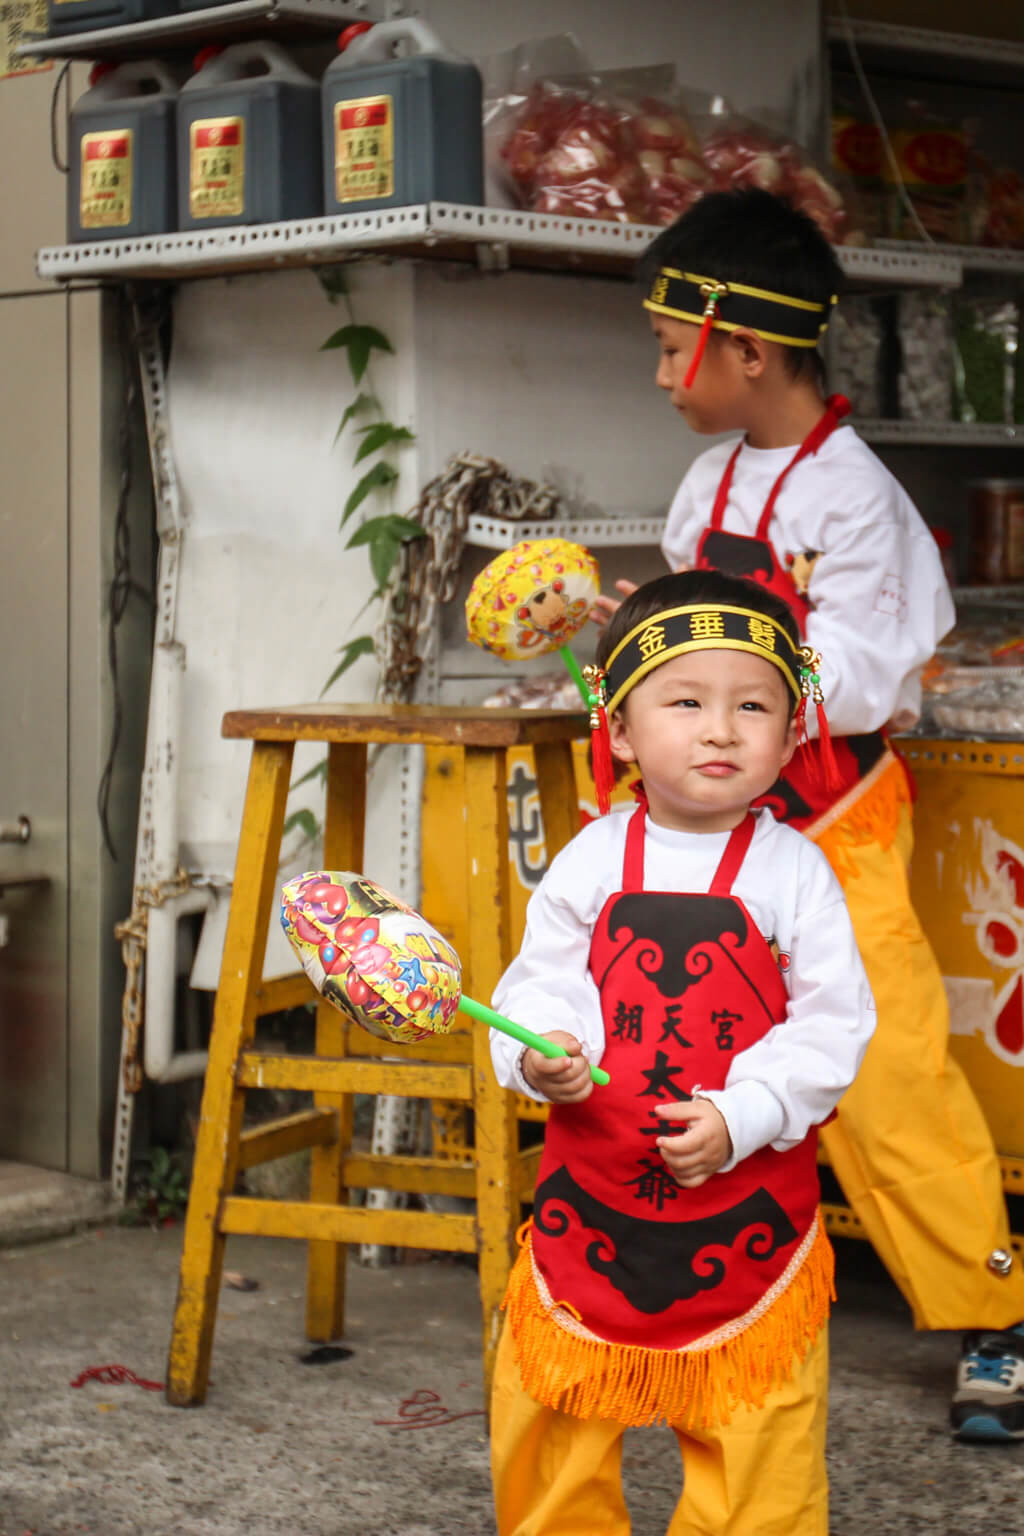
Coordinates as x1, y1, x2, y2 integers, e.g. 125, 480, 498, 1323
372, 1388, 485, 1429
69, 1364, 164, 1391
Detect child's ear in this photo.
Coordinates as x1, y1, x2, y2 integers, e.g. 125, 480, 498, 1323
779, 716, 799, 769
609, 710, 638, 765
728, 327, 768, 379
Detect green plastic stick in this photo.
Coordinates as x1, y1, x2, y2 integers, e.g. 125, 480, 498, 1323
558, 645, 593, 709
458, 994, 610, 1086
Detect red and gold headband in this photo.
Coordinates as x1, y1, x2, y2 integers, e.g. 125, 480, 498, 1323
644, 267, 838, 387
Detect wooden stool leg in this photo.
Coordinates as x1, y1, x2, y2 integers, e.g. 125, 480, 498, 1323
533, 740, 580, 864
306, 742, 367, 1342
464, 744, 520, 1399
166, 741, 294, 1406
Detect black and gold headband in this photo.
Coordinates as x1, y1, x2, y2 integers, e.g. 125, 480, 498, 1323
581, 602, 838, 816
644, 267, 837, 350
601, 603, 807, 717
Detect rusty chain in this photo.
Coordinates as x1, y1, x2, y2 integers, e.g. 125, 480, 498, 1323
113, 868, 192, 1093
376, 452, 563, 703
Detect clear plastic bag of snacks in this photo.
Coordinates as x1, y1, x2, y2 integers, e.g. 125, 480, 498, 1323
487, 43, 862, 239
953, 296, 1021, 425
695, 102, 864, 245
929, 673, 1024, 739
830, 295, 884, 417
490, 51, 703, 225
898, 291, 953, 422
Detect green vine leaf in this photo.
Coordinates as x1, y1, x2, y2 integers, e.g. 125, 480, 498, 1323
320, 634, 376, 696
283, 808, 320, 843
347, 514, 426, 591
291, 757, 328, 790
321, 323, 394, 384
353, 422, 416, 464
342, 460, 399, 525
316, 266, 348, 304
334, 391, 380, 443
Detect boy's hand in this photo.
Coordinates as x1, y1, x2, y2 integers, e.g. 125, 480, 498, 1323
654, 1099, 732, 1188
590, 569, 690, 628
590, 579, 639, 628
521, 1032, 594, 1104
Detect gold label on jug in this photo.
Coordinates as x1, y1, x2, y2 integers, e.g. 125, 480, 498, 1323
190, 117, 245, 219
80, 130, 133, 228
334, 95, 394, 203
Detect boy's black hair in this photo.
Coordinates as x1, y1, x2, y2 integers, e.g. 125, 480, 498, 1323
596, 568, 801, 715
639, 188, 845, 381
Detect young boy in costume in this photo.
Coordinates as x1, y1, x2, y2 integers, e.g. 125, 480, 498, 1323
489, 568, 876, 1536
595, 187, 1024, 1441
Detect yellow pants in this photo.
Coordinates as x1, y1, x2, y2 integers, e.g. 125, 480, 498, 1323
490, 1318, 829, 1536
819, 801, 1024, 1330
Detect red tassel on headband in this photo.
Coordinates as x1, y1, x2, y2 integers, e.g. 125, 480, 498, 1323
684, 280, 729, 390
796, 648, 843, 793
583, 665, 615, 816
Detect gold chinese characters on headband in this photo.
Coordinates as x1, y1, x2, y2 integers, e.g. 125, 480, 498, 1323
636, 624, 667, 661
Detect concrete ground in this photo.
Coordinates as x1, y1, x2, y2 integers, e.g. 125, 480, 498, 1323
0, 1178, 1023, 1535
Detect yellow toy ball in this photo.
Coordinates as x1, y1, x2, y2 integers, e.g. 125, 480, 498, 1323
465, 538, 600, 662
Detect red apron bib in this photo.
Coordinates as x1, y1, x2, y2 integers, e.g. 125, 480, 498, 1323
693, 395, 888, 828
530, 806, 820, 1352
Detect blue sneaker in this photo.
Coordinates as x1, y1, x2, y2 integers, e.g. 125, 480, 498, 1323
951, 1324, 1024, 1441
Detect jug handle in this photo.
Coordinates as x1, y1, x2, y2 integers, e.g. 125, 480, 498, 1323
338, 17, 456, 66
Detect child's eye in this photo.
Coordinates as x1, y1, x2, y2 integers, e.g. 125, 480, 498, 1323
740, 701, 766, 712
672, 698, 700, 709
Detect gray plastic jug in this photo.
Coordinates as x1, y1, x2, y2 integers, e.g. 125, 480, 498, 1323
177, 42, 321, 230
68, 60, 179, 241
322, 18, 483, 216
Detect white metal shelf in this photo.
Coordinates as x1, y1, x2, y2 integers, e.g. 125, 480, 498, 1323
953, 586, 1024, 606
36, 203, 964, 287
827, 15, 1024, 86
465, 514, 666, 552
15, 0, 377, 60
855, 419, 1024, 447
876, 241, 1024, 278
837, 244, 959, 287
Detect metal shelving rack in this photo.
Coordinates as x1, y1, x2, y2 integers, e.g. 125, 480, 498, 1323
15, 0, 380, 61
37, 203, 965, 286
855, 420, 1023, 448
826, 15, 1024, 89
465, 514, 667, 552
877, 241, 1024, 278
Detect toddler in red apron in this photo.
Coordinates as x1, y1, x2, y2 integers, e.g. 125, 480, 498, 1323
489, 568, 876, 1536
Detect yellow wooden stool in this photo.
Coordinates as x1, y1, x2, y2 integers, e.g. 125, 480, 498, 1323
165, 703, 587, 1407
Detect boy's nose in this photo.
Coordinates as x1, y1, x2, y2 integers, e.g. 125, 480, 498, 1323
701, 711, 737, 745
655, 356, 673, 390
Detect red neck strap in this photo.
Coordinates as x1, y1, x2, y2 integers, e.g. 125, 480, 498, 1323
709, 394, 850, 539
623, 804, 757, 894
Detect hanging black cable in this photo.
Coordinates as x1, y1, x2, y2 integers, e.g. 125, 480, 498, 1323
96, 294, 155, 860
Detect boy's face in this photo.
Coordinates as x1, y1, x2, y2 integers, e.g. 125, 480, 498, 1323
609, 647, 797, 833
651, 313, 750, 436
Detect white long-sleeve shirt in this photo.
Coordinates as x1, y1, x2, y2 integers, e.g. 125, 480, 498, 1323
491, 807, 876, 1172
660, 425, 955, 736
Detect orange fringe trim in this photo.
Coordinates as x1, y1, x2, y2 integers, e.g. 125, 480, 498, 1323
502, 1218, 835, 1430
805, 750, 911, 884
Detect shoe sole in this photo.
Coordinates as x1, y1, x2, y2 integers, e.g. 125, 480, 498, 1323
951, 1402, 1024, 1442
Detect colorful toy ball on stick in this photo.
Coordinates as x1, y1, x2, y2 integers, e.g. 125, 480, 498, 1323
281, 871, 461, 1045
465, 538, 599, 669
281, 870, 611, 1084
